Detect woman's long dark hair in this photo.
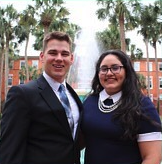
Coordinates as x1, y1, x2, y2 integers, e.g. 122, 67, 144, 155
91, 50, 161, 140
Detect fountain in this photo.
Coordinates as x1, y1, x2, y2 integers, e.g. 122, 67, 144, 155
67, 27, 100, 101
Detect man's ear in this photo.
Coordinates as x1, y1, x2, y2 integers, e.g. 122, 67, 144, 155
39, 52, 44, 63
71, 53, 74, 64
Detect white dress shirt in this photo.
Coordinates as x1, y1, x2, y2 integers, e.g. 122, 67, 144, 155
43, 72, 80, 138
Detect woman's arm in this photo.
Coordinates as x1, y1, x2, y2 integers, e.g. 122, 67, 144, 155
138, 140, 162, 164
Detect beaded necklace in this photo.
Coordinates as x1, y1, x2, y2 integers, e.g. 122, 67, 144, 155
98, 98, 121, 113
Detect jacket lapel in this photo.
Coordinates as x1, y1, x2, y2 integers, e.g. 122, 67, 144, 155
66, 83, 83, 141
37, 75, 72, 137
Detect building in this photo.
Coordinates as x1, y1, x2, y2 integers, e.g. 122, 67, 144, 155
1, 56, 162, 115
1, 56, 42, 104
133, 58, 162, 115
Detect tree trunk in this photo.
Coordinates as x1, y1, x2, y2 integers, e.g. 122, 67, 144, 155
44, 26, 49, 38
0, 47, 4, 112
4, 40, 9, 101
119, 13, 126, 53
154, 42, 159, 113
25, 34, 29, 82
145, 39, 150, 97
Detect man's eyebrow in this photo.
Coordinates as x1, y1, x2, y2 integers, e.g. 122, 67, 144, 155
48, 50, 70, 53
62, 50, 70, 54
48, 49, 57, 52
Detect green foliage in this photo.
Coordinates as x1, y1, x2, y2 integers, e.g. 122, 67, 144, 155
138, 2, 162, 43
19, 66, 43, 81
32, 28, 44, 51
31, 0, 80, 51
19, 66, 26, 81
137, 73, 147, 90
96, 0, 142, 52
96, 25, 121, 52
129, 44, 143, 60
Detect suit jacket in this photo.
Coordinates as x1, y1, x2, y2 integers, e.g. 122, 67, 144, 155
0, 75, 83, 164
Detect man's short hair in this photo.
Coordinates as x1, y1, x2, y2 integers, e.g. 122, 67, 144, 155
43, 31, 72, 52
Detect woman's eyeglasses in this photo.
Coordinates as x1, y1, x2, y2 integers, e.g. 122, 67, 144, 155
99, 65, 124, 74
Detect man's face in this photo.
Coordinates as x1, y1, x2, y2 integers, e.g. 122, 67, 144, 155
40, 39, 74, 83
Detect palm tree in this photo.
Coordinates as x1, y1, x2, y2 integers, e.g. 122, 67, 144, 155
32, 0, 80, 51
33, 0, 70, 36
0, 6, 20, 111
138, 3, 162, 101
3, 5, 18, 100
96, 24, 143, 59
17, 5, 37, 82
8, 42, 20, 69
96, 25, 121, 52
32, 28, 44, 51
96, 0, 141, 53
148, 1, 162, 112
33, 20, 80, 52
0, 7, 5, 111
138, 5, 152, 97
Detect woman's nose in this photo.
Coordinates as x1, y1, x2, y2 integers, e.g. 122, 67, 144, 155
106, 69, 113, 75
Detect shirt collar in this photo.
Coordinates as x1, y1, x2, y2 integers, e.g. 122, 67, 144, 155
43, 71, 66, 91
99, 89, 122, 103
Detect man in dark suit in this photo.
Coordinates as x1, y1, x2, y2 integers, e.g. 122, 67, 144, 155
0, 31, 83, 164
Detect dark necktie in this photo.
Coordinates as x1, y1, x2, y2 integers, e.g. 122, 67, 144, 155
103, 98, 113, 106
58, 84, 74, 135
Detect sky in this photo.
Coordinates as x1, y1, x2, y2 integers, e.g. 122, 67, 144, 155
0, 0, 161, 58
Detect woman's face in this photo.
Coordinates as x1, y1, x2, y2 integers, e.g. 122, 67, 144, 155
98, 54, 126, 95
